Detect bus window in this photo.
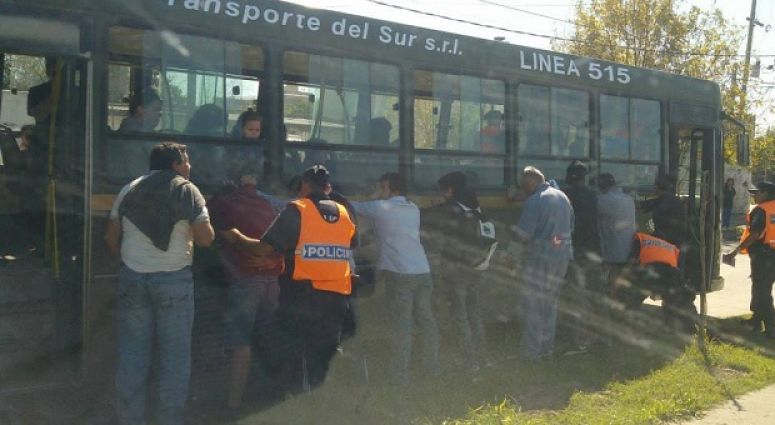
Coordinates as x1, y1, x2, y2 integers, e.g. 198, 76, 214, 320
517, 84, 589, 157
106, 27, 265, 188
599, 162, 659, 188
515, 158, 573, 186
414, 70, 505, 153
283, 51, 399, 147
600, 95, 661, 161
107, 27, 264, 138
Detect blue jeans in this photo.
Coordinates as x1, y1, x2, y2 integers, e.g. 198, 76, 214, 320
519, 259, 568, 359
116, 265, 194, 425
224, 275, 279, 348
722, 206, 732, 228
381, 271, 440, 384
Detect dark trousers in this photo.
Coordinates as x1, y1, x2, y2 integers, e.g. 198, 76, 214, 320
273, 282, 349, 393
750, 254, 775, 334
618, 263, 696, 329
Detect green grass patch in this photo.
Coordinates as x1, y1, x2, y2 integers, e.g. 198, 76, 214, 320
442, 339, 775, 425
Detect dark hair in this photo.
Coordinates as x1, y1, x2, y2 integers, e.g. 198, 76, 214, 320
484, 109, 503, 122
231, 110, 263, 138
655, 173, 677, 192
379, 172, 407, 196
437, 171, 479, 208
598, 173, 616, 190
566, 159, 588, 183
128, 89, 161, 116
149, 142, 187, 171
185, 104, 225, 136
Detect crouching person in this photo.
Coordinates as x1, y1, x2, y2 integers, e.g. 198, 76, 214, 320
616, 232, 696, 332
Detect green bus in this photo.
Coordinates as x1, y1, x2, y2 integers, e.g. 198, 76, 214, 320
0, 0, 747, 421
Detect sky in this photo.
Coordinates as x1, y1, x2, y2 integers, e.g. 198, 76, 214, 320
283, 0, 775, 133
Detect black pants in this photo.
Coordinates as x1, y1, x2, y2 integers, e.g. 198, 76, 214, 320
272, 281, 350, 393
618, 263, 696, 329
750, 253, 775, 334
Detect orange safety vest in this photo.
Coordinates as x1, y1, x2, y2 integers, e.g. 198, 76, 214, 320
291, 198, 355, 295
739, 200, 775, 254
635, 232, 680, 268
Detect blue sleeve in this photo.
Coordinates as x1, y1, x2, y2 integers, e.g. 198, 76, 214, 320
516, 198, 538, 240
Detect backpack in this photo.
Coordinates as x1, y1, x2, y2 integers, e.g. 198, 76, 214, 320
456, 202, 499, 271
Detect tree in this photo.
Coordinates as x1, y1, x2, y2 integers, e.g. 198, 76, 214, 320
751, 129, 775, 182
2, 54, 47, 90
556, 0, 745, 163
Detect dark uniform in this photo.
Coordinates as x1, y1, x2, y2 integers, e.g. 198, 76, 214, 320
619, 233, 696, 330
261, 192, 357, 392
737, 182, 775, 336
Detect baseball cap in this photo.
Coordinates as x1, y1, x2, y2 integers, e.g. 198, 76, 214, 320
748, 181, 775, 196
302, 164, 330, 187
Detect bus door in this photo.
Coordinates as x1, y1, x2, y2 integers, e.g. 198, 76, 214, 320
0, 22, 88, 391
672, 126, 722, 292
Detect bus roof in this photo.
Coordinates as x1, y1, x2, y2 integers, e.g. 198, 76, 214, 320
9, 0, 721, 109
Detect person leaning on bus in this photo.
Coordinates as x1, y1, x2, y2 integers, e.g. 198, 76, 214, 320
727, 181, 775, 338
222, 165, 357, 393
104, 142, 215, 425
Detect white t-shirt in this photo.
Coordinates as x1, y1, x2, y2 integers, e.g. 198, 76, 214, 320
110, 173, 210, 273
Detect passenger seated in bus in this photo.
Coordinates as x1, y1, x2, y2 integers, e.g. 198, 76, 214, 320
27, 57, 58, 129
475, 110, 505, 153
185, 103, 226, 136
369, 117, 392, 146
230, 110, 264, 140
119, 89, 162, 132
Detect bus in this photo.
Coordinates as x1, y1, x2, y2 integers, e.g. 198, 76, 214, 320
0, 0, 747, 421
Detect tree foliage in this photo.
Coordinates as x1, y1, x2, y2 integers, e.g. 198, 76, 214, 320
751, 129, 775, 182
556, 0, 747, 164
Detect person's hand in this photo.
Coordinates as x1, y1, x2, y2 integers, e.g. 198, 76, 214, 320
245, 255, 282, 270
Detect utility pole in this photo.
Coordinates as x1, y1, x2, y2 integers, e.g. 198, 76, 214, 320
738, 0, 758, 119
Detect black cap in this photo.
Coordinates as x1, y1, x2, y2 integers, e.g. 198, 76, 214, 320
748, 181, 775, 196
598, 173, 616, 190
302, 164, 330, 188
566, 160, 588, 181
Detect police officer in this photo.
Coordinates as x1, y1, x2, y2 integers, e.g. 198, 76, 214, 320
223, 164, 357, 392
727, 181, 775, 337
640, 173, 687, 247
620, 232, 696, 331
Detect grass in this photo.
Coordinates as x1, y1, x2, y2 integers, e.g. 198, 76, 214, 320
440, 325, 775, 425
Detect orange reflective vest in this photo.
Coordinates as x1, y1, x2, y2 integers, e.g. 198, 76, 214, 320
635, 232, 679, 268
291, 198, 355, 295
739, 200, 775, 254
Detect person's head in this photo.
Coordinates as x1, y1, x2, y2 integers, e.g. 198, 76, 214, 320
654, 173, 676, 194
725, 178, 735, 188
565, 159, 588, 185
186, 104, 225, 136
300, 164, 330, 197
234, 162, 260, 186
484, 109, 503, 127
437, 171, 468, 201
128, 89, 162, 129
376, 172, 407, 198
369, 117, 392, 146
598, 173, 617, 193
149, 142, 190, 179
235, 111, 263, 139
749, 181, 775, 204
521, 166, 546, 195
44, 57, 57, 79
19, 125, 35, 151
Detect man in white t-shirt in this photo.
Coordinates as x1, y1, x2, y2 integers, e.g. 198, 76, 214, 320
105, 142, 214, 425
